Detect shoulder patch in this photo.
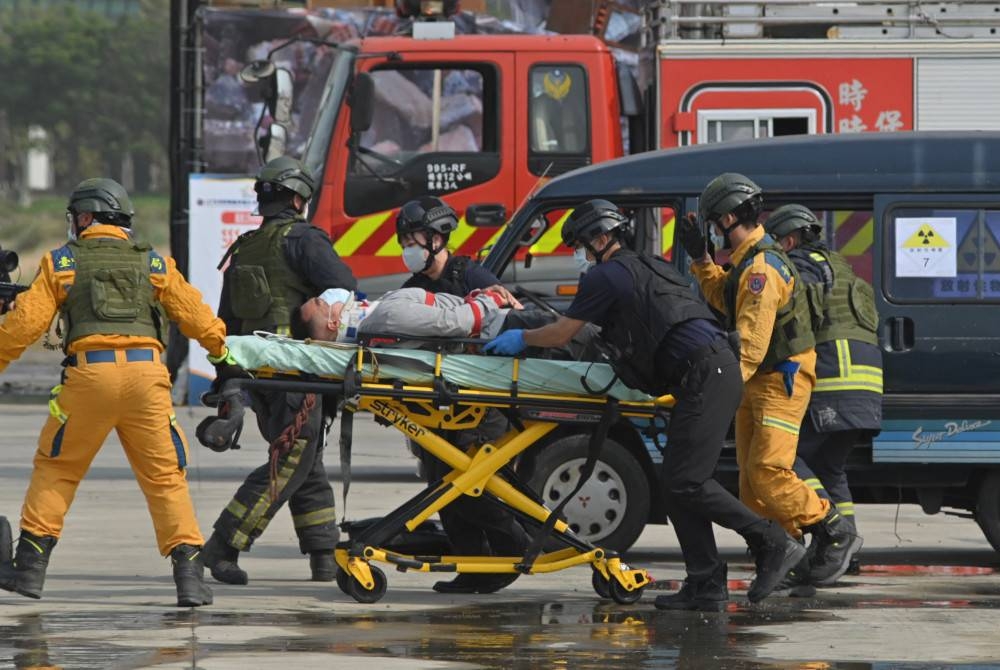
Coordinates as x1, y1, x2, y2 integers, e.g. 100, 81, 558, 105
747, 272, 767, 295
148, 251, 167, 274
763, 251, 793, 284
50, 245, 75, 272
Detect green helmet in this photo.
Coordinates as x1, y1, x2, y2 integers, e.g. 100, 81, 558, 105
698, 173, 762, 223
765, 204, 823, 241
256, 156, 316, 200
68, 178, 134, 222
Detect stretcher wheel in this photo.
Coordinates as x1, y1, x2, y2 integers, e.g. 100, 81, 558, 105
335, 567, 351, 596
608, 578, 643, 605
0, 516, 11, 564
591, 570, 612, 599
345, 565, 388, 604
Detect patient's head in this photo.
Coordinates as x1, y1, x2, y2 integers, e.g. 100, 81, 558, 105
299, 289, 351, 341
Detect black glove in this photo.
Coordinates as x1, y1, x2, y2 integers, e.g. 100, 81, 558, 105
678, 212, 707, 260
211, 362, 251, 393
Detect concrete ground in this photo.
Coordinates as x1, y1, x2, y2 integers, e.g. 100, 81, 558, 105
0, 401, 999, 669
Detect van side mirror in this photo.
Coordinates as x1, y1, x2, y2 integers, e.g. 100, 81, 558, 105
349, 73, 375, 134
465, 203, 507, 227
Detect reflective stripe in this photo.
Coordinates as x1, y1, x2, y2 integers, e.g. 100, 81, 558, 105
292, 508, 337, 529
815, 339, 884, 393
333, 212, 392, 256
48, 385, 67, 424
761, 415, 801, 436
530, 210, 573, 255
805, 477, 824, 490
661, 213, 676, 257
226, 499, 247, 518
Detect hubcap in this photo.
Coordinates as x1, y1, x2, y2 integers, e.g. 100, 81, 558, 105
540, 457, 628, 544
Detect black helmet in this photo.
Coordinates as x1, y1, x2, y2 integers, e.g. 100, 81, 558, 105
255, 156, 315, 200
699, 173, 762, 223
765, 204, 823, 241
395, 196, 459, 239
68, 178, 134, 224
561, 199, 627, 247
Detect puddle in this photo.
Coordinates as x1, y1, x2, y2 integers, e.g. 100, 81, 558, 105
3, 598, 1000, 670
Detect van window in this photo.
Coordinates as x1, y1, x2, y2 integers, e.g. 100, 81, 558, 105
886, 207, 1000, 302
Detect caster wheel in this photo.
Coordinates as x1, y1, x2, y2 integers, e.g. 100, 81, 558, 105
609, 578, 643, 605
346, 565, 388, 604
335, 567, 351, 596
591, 569, 611, 599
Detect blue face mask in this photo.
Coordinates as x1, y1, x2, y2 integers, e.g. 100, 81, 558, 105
573, 247, 594, 274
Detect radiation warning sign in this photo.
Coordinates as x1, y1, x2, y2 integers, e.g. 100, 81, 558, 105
895, 217, 957, 278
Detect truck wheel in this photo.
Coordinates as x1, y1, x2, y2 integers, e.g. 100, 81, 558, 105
975, 471, 1000, 553
526, 435, 650, 553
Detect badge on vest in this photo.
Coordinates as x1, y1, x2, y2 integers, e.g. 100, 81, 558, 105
747, 272, 767, 295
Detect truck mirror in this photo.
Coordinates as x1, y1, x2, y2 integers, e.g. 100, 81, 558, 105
239, 60, 276, 84
465, 203, 507, 227
349, 73, 375, 134
519, 216, 546, 247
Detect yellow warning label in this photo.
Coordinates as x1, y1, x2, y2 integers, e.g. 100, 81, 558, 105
902, 223, 951, 249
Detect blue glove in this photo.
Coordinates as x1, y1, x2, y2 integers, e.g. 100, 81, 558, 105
773, 360, 800, 397
484, 329, 526, 356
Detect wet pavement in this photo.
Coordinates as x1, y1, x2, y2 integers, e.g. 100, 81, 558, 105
1, 404, 1000, 669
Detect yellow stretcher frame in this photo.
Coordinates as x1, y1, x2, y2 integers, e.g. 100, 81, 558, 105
222, 344, 673, 604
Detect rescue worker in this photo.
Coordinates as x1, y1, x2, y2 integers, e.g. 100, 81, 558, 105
764, 204, 879, 586
485, 199, 807, 608
679, 174, 861, 586
203, 156, 356, 585
0, 178, 234, 607
395, 196, 529, 594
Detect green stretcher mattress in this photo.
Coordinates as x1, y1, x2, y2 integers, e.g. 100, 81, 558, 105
226, 334, 654, 403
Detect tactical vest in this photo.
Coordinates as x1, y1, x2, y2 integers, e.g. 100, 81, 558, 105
791, 245, 879, 346
224, 218, 311, 335
724, 235, 815, 371
60, 238, 165, 348
403, 255, 472, 295
602, 251, 717, 395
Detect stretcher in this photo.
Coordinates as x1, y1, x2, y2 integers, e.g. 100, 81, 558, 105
201, 333, 673, 604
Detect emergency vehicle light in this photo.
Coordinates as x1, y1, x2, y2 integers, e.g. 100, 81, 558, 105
396, 0, 459, 20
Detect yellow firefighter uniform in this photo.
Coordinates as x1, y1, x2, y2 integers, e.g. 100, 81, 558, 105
0, 224, 227, 556
691, 225, 830, 535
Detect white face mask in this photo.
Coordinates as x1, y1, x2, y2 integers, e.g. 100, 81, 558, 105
573, 247, 594, 274
709, 224, 726, 252
402, 245, 429, 273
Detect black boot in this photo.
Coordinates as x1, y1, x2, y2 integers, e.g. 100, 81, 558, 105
654, 563, 728, 612
804, 508, 863, 586
0, 530, 57, 599
171, 544, 213, 607
201, 532, 248, 585
743, 520, 807, 603
309, 551, 336, 582
432, 573, 519, 594
772, 537, 816, 598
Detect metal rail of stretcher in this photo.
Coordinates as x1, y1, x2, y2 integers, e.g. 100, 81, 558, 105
212, 339, 671, 603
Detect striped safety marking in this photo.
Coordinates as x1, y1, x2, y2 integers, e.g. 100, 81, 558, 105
530, 210, 573, 255
333, 212, 393, 256
661, 212, 676, 258
834, 210, 874, 257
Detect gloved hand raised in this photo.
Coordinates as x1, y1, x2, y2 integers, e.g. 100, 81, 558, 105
483, 329, 527, 356
678, 212, 708, 261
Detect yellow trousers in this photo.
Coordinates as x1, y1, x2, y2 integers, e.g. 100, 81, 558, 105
21, 349, 203, 555
735, 353, 830, 536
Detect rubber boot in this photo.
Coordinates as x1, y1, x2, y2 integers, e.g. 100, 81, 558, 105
171, 544, 213, 607
0, 530, 57, 599
772, 537, 816, 598
201, 532, 248, 585
309, 551, 337, 582
654, 563, 728, 612
805, 507, 863, 587
743, 520, 807, 603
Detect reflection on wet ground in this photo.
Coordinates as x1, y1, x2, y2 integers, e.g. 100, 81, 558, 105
4, 593, 1000, 670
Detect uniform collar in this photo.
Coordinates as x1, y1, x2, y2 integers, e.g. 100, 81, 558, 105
729, 225, 765, 268
79, 223, 130, 240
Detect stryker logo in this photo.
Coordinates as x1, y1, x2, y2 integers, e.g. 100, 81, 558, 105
371, 399, 427, 439
912, 420, 991, 449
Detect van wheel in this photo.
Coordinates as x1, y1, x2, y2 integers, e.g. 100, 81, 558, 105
975, 471, 1000, 553
526, 435, 650, 553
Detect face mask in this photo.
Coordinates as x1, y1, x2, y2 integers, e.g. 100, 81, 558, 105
402, 245, 429, 273
709, 225, 726, 252
573, 247, 594, 274
319, 288, 352, 308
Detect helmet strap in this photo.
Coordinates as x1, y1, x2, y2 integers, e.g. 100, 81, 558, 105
420, 235, 446, 273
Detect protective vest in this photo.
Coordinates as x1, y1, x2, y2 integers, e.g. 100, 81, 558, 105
791, 245, 879, 346
724, 235, 815, 371
602, 251, 717, 395
60, 238, 165, 348
223, 218, 311, 335
403, 255, 471, 295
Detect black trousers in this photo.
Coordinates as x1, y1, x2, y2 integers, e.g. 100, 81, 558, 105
793, 423, 863, 506
420, 409, 529, 556
661, 345, 760, 580
213, 391, 339, 554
